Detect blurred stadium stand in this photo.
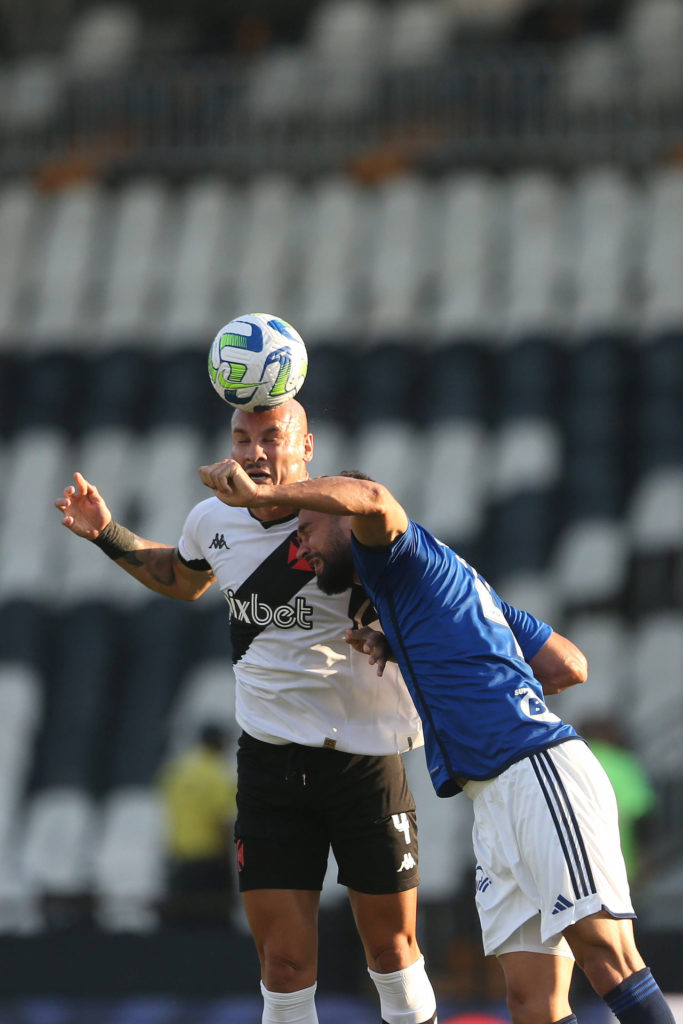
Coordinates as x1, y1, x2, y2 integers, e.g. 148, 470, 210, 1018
0, 0, 682, 1013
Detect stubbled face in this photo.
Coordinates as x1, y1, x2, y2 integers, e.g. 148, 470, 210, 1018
231, 401, 313, 488
297, 510, 355, 594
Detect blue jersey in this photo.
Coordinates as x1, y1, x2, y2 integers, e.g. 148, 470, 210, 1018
352, 521, 578, 796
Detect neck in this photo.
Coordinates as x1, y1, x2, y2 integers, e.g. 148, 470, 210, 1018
251, 504, 298, 523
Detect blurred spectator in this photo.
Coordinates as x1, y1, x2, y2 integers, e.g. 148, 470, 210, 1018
579, 715, 658, 887
158, 722, 237, 926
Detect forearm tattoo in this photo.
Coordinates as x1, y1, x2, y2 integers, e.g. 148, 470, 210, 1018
93, 521, 176, 586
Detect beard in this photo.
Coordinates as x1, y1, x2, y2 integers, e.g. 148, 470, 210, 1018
315, 540, 355, 595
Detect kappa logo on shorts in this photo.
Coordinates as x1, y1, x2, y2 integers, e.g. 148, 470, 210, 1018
552, 894, 574, 914
236, 839, 245, 873
398, 852, 417, 872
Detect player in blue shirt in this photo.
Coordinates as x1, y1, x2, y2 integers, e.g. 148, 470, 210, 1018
199, 460, 675, 1024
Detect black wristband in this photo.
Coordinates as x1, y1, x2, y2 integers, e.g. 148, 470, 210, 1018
92, 520, 137, 560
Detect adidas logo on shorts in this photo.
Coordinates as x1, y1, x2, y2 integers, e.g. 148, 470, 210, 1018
552, 894, 574, 914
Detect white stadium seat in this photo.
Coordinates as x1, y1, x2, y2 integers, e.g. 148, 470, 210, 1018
163, 179, 239, 344
98, 179, 169, 345
0, 182, 40, 342
94, 788, 165, 931
367, 176, 433, 338
233, 176, 300, 323
21, 788, 96, 894
501, 172, 567, 339
298, 177, 367, 341
434, 173, 498, 340
569, 169, 637, 334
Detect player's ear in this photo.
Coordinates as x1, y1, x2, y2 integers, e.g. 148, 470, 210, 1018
303, 432, 314, 463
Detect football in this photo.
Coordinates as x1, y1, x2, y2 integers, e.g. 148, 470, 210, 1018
208, 313, 308, 412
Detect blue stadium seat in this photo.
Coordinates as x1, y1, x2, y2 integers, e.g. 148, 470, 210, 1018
30, 603, 119, 792
107, 600, 190, 789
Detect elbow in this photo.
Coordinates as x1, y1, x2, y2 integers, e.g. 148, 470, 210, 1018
572, 650, 589, 686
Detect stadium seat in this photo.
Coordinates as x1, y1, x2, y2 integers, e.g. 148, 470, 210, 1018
0, 182, 40, 343
163, 179, 239, 345
549, 613, 628, 724
298, 178, 367, 342
494, 339, 563, 419
133, 427, 205, 543
640, 170, 683, 333
367, 175, 433, 339
413, 420, 489, 547
559, 37, 626, 113
552, 518, 628, 613
433, 172, 497, 341
623, 0, 683, 105
98, 180, 170, 345
0, 429, 70, 603
385, 1, 456, 68
21, 788, 96, 896
30, 604, 117, 792
60, 427, 147, 606
245, 47, 312, 121
0, 601, 47, 665
79, 350, 150, 433
355, 419, 422, 513
106, 600, 190, 788
165, 659, 236, 757
627, 468, 683, 616
93, 787, 165, 931
305, 0, 384, 115
501, 171, 567, 339
629, 612, 683, 769
233, 176, 299, 323
0, 663, 43, 862
488, 417, 562, 501
63, 3, 143, 79
569, 170, 636, 334
31, 183, 103, 349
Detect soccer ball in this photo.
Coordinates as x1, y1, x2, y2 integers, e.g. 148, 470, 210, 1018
208, 313, 308, 412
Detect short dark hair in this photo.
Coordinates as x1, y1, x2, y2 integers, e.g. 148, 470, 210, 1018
339, 469, 376, 482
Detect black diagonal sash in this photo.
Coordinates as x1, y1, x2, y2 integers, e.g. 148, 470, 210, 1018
228, 530, 315, 663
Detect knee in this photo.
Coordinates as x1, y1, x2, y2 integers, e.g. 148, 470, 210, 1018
261, 947, 315, 992
371, 936, 419, 974
505, 981, 551, 1024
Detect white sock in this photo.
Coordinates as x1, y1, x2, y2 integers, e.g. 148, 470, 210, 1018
260, 980, 319, 1024
368, 955, 437, 1023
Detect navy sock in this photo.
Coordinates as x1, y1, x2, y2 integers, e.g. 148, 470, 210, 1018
604, 967, 675, 1024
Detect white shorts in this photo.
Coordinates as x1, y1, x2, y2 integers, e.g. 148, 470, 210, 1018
463, 739, 635, 957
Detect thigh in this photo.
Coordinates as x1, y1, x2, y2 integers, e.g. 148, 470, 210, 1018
235, 734, 330, 891
348, 887, 420, 972
327, 753, 420, 894
242, 888, 320, 991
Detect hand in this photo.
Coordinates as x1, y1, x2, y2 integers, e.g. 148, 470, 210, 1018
54, 472, 112, 539
344, 627, 394, 677
199, 459, 262, 507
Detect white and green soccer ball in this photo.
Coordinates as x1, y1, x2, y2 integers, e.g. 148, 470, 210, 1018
208, 313, 308, 412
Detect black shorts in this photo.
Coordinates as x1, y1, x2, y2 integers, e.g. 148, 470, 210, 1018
234, 732, 419, 894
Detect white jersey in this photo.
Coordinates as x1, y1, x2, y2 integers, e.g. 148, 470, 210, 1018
178, 498, 423, 755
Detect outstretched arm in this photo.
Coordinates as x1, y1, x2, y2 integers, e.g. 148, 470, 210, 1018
55, 472, 214, 601
199, 460, 408, 546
